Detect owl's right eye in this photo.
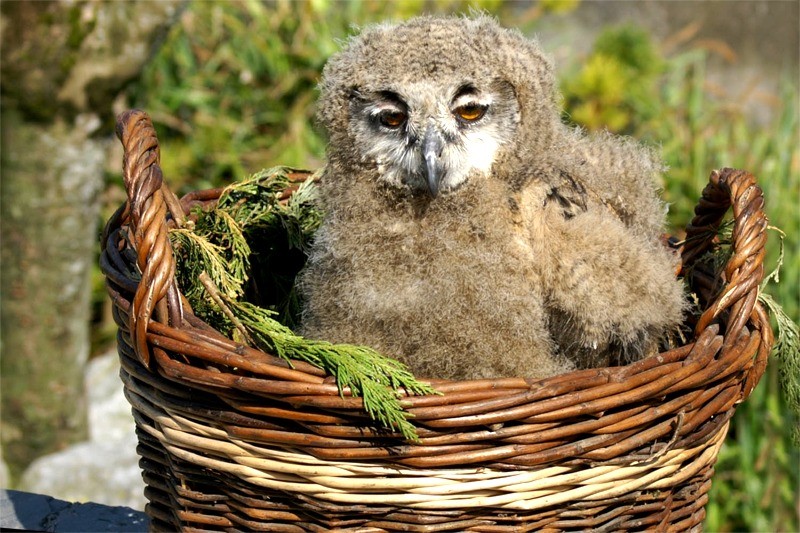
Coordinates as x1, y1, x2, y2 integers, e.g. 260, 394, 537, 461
378, 110, 407, 129
454, 104, 487, 123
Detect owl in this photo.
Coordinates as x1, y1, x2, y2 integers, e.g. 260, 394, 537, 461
298, 15, 686, 381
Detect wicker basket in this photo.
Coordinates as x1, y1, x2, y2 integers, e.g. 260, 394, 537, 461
100, 109, 773, 532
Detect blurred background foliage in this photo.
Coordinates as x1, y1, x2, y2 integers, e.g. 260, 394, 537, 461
98, 1, 798, 531
561, 25, 664, 133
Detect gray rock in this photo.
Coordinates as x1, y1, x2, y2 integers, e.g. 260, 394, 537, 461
19, 434, 145, 511
86, 350, 136, 443
18, 352, 146, 510
0, 447, 9, 489
0, 489, 148, 532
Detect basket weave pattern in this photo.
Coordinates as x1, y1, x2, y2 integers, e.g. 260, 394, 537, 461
101, 110, 773, 531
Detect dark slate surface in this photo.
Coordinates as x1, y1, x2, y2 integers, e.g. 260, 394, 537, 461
0, 490, 148, 532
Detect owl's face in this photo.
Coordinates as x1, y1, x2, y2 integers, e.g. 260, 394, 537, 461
319, 16, 559, 197
347, 78, 521, 197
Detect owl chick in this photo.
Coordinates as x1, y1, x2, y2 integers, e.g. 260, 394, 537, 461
298, 15, 686, 380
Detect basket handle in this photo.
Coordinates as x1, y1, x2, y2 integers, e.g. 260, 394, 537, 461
115, 109, 184, 368
682, 168, 769, 345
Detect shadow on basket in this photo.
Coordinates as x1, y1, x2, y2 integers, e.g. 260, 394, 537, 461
100, 109, 773, 531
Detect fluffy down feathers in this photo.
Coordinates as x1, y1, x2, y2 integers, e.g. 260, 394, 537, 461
298, 15, 686, 380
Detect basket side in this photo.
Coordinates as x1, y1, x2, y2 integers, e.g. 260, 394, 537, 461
100, 110, 775, 531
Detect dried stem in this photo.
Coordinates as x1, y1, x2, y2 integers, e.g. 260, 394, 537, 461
198, 271, 255, 346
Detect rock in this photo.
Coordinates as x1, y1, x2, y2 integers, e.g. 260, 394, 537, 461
86, 350, 136, 443
19, 434, 145, 510
18, 352, 146, 510
0, 448, 8, 488
0, 489, 148, 532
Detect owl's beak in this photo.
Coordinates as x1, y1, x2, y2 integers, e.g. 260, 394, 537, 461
422, 127, 445, 197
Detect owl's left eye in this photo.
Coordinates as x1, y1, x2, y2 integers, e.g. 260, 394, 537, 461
454, 104, 487, 123
378, 110, 408, 129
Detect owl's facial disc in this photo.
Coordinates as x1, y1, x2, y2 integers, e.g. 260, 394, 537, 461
350, 80, 519, 197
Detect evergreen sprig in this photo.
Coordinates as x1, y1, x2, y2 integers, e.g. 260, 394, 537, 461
169, 167, 436, 441
759, 227, 800, 443
216, 167, 322, 247
171, 222, 246, 302
228, 299, 433, 440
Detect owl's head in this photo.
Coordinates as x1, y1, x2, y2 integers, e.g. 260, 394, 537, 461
317, 15, 561, 197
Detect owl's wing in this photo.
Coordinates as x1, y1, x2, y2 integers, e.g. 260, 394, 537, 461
545, 170, 587, 220
547, 168, 645, 228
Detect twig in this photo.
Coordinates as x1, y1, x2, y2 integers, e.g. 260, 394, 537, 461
161, 182, 188, 229
632, 410, 685, 465
198, 271, 255, 346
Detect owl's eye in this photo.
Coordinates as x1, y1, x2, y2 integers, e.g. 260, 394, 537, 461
378, 110, 408, 129
454, 104, 487, 123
